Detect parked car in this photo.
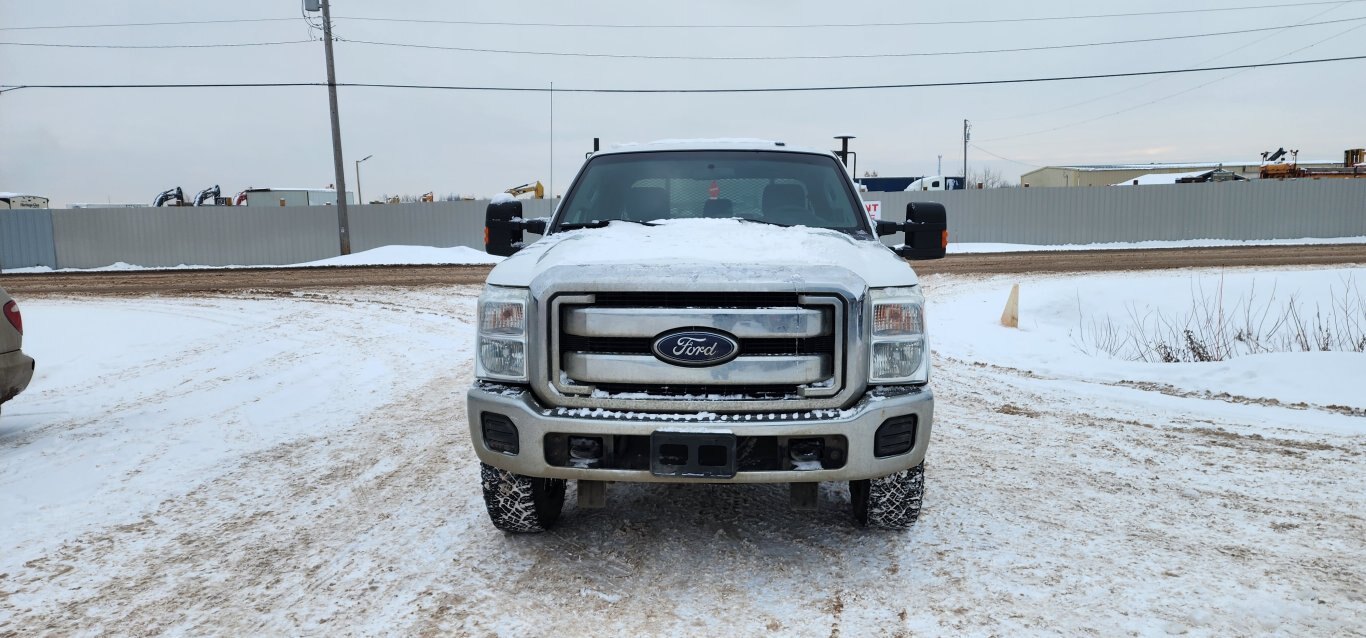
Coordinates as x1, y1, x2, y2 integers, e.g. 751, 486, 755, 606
1, 287, 35, 411
469, 139, 948, 532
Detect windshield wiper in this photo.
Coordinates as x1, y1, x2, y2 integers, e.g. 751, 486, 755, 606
557, 218, 658, 231
730, 217, 791, 228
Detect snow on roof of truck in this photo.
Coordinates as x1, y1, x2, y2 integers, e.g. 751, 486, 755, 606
599, 138, 832, 156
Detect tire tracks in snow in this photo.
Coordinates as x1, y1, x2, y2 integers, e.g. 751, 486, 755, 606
3, 287, 1365, 636
5, 368, 474, 635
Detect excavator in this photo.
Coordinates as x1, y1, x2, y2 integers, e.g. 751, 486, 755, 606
504, 181, 545, 199
192, 185, 222, 206
152, 186, 186, 207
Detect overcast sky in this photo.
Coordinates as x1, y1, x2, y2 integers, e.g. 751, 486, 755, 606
2, 0, 1363, 205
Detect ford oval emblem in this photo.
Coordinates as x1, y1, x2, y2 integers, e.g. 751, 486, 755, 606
651, 329, 740, 367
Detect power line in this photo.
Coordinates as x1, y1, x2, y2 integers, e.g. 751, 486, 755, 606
980, 20, 1366, 142
331, 1, 1366, 28
334, 17, 1366, 61
8, 17, 1361, 58
0, 39, 312, 49
0, 17, 300, 31
2, 1, 1359, 32
969, 144, 1044, 168
3, 53, 1364, 93
976, 0, 1356, 123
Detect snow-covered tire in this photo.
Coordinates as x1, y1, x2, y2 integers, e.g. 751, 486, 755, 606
479, 463, 566, 533
850, 462, 924, 530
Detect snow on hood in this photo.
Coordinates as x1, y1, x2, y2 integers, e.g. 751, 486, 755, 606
486, 218, 919, 288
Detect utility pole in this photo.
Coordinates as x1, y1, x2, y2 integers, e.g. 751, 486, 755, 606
320, 0, 351, 254
549, 81, 554, 200
962, 119, 970, 184
937, 154, 942, 175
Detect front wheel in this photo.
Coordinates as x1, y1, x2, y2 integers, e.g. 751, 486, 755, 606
850, 462, 924, 530
479, 463, 566, 533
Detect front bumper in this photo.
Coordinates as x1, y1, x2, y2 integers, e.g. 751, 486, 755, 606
0, 349, 35, 405
466, 383, 933, 483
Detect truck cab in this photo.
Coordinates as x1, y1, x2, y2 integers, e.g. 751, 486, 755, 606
468, 139, 947, 532
904, 175, 965, 192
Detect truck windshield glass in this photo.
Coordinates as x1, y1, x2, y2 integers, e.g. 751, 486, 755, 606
554, 151, 869, 234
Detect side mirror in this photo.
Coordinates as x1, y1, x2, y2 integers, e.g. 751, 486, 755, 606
893, 202, 948, 260
485, 199, 524, 256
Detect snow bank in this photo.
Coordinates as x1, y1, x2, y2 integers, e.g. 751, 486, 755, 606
929, 267, 1366, 420
296, 245, 502, 267
2, 244, 503, 273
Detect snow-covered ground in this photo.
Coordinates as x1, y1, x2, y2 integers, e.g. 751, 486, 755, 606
1, 268, 1363, 635
931, 267, 1366, 420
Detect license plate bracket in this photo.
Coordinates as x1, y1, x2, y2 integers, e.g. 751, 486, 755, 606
650, 430, 736, 478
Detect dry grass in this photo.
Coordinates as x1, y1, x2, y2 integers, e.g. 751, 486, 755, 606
1077, 274, 1366, 363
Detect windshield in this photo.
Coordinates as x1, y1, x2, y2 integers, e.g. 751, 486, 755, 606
552, 150, 870, 234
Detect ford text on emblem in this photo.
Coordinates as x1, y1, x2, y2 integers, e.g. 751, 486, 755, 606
651, 330, 740, 367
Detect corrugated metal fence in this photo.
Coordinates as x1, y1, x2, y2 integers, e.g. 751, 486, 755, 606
0, 209, 57, 270
51, 206, 342, 269
2, 181, 1362, 270
875, 179, 1366, 244
349, 199, 554, 253
36, 200, 555, 269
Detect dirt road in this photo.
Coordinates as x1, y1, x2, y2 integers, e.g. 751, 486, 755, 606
4, 244, 1364, 295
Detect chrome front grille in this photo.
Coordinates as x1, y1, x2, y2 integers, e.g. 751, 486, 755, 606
547, 292, 846, 407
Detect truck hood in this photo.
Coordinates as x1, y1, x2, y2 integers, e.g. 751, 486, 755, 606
485, 218, 919, 289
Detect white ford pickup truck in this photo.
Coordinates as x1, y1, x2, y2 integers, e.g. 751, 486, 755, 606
468, 139, 947, 532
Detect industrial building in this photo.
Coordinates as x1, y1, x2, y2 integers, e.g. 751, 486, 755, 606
1020, 159, 1343, 188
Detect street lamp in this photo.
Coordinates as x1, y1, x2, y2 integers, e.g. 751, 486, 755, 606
355, 154, 373, 205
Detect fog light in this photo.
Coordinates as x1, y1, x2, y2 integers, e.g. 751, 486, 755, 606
481, 412, 519, 455
874, 416, 916, 458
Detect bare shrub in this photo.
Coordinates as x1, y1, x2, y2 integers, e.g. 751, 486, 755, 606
1074, 274, 1366, 362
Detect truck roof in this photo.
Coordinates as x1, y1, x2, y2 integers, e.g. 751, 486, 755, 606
597, 138, 834, 158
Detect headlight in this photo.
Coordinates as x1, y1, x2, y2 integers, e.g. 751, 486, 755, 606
476, 286, 530, 381
869, 286, 929, 384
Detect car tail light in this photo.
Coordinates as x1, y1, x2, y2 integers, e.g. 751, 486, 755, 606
3, 300, 21, 335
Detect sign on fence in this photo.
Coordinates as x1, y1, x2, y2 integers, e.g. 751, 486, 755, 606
864, 201, 882, 221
